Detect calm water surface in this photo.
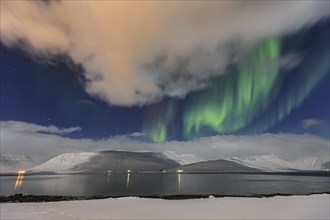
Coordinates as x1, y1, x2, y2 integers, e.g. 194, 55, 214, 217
1, 173, 329, 196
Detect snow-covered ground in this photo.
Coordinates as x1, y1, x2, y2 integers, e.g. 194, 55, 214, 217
1, 194, 329, 219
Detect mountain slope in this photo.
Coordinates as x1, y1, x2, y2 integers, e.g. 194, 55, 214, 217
30, 151, 180, 173
0, 154, 37, 173
166, 159, 262, 173
227, 155, 330, 171
321, 161, 330, 170
228, 155, 297, 172
290, 156, 330, 170
30, 152, 98, 173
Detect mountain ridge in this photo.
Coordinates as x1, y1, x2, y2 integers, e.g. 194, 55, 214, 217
166, 159, 262, 173
30, 151, 180, 173
2, 151, 328, 174
0, 154, 37, 173
226, 154, 330, 172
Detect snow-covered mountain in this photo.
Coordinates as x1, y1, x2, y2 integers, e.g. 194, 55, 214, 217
162, 151, 203, 165
30, 151, 180, 173
166, 159, 262, 173
290, 156, 330, 171
0, 154, 37, 173
227, 155, 330, 172
8, 151, 328, 174
228, 155, 297, 172
30, 152, 98, 173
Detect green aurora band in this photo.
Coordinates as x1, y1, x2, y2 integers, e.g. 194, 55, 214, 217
244, 34, 330, 133
143, 100, 175, 142
184, 39, 282, 138
144, 31, 329, 142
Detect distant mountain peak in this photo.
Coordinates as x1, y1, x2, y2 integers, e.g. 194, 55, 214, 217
30, 151, 180, 174
0, 154, 37, 173
226, 154, 329, 171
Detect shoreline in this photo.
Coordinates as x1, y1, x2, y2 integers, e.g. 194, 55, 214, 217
1, 192, 329, 203
1, 170, 329, 176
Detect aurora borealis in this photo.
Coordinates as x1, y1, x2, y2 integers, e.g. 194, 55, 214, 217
143, 100, 176, 142
183, 38, 281, 138
1, 1, 329, 147
143, 24, 330, 142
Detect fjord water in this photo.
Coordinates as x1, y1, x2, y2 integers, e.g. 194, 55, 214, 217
1, 173, 329, 197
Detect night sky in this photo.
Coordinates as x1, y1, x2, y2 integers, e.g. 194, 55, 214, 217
0, 1, 329, 161
1, 45, 144, 139
1, 21, 329, 140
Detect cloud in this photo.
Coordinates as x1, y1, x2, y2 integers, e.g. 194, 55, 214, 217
129, 132, 143, 137
1, 1, 329, 106
302, 119, 326, 128
76, 99, 94, 106
1, 121, 329, 163
1, 120, 81, 135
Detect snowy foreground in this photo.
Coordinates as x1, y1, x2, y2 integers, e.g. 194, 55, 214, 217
1, 194, 329, 220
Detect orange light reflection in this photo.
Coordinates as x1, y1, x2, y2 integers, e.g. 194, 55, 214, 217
14, 173, 25, 190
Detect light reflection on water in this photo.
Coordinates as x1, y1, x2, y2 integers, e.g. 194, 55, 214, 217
2, 173, 328, 197
14, 173, 24, 190
177, 173, 182, 192
107, 173, 111, 184
126, 173, 130, 188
